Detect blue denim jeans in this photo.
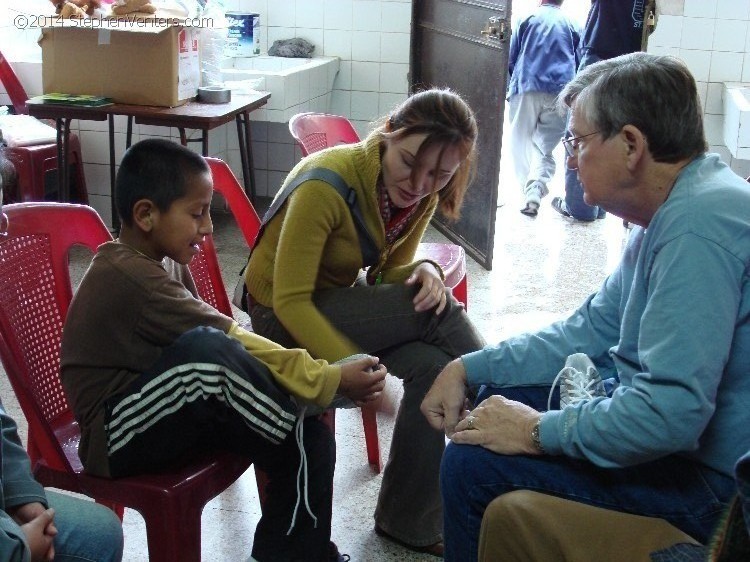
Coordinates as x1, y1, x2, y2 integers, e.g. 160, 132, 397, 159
564, 51, 603, 221
441, 385, 736, 562
48, 491, 124, 562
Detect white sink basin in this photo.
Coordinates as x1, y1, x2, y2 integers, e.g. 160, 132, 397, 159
723, 83, 750, 159
222, 56, 340, 122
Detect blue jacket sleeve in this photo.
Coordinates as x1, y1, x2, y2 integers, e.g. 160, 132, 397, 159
461, 259, 624, 389
0, 399, 47, 562
543, 233, 742, 467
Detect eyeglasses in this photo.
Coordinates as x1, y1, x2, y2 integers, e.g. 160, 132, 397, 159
561, 131, 600, 158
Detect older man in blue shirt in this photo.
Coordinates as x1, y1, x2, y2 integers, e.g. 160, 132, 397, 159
507, 0, 579, 216
423, 52, 750, 561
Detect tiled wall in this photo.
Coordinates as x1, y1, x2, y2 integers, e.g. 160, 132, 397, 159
3, 1, 750, 220
225, 0, 412, 200
0, 0, 411, 222
650, 0, 750, 177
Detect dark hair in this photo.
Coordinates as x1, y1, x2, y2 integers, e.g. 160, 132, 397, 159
370, 88, 478, 220
558, 52, 707, 163
115, 138, 209, 226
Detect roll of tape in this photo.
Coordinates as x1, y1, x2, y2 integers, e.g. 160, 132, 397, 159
197, 86, 231, 104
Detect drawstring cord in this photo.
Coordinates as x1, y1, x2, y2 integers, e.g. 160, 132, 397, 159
287, 407, 318, 535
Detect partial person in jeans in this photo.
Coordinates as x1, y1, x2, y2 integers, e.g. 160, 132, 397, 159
507, 0, 579, 217
421, 52, 750, 561
0, 398, 124, 562
552, 0, 646, 220
60, 139, 384, 562
243, 88, 486, 556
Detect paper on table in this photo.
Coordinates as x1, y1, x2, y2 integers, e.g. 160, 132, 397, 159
0, 114, 57, 147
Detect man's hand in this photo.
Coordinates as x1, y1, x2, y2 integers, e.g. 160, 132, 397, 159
337, 355, 387, 406
406, 262, 448, 314
421, 359, 469, 436
20, 507, 56, 562
451, 394, 542, 455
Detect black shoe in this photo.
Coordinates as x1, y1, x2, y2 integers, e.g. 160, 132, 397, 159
520, 201, 539, 217
550, 197, 572, 218
328, 541, 351, 562
374, 524, 444, 557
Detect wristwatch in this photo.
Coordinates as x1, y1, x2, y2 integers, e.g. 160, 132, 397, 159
531, 420, 545, 454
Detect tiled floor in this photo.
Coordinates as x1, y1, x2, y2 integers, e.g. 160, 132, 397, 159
0, 148, 630, 561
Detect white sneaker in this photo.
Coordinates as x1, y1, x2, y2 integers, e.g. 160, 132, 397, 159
547, 353, 606, 410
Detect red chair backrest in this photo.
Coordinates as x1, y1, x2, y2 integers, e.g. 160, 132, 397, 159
0, 50, 30, 115
288, 112, 361, 156
0, 203, 113, 473
205, 157, 262, 247
188, 158, 264, 317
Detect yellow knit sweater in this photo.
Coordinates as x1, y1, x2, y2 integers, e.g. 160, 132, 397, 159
245, 134, 440, 362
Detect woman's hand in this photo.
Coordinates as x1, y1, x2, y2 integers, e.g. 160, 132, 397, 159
337, 355, 387, 406
451, 394, 542, 455
406, 262, 448, 314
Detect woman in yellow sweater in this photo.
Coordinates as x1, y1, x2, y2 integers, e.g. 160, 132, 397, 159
243, 89, 485, 556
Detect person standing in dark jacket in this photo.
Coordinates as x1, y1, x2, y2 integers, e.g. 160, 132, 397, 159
551, 0, 647, 221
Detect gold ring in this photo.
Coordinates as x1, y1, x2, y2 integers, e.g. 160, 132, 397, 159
467, 416, 475, 430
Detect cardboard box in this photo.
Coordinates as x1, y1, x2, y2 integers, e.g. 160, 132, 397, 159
40, 20, 200, 107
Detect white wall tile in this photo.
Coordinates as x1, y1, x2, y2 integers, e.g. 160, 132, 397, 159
713, 19, 747, 52
296, 27, 325, 53
380, 32, 410, 64
381, 1, 411, 33
704, 81, 724, 114
350, 90, 379, 120
239, 0, 266, 15
323, 29, 353, 59
684, 0, 716, 18
704, 112, 724, 145
82, 163, 111, 197
681, 17, 714, 50
351, 61, 380, 92
649, 14, 683, 48
658, 0, 685, 17
296, 0, 325, 29
333, 60, 352, 90
709, 50, 744, 82
330, 89, 352, 116
379, 92, 406, 115
353, 1, 382, 32
678, 49, 712, 82
715, 0, 750, 20
379, 62, 408, 94
351, 31, 381, 61
268, 2, 294, 27
324, 0, 354, 30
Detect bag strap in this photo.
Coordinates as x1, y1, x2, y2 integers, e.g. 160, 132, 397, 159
260, 168, 380, 267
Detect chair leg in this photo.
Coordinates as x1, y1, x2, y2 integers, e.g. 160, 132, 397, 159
142, 503, 203, 562
96, 500, 124, 521
453, 274, 468, 311
361, 407, 381, 473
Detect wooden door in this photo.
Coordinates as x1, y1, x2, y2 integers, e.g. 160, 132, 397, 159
412, 0, 511, 270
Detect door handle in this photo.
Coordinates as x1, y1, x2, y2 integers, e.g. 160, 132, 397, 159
481, 16, 507, 42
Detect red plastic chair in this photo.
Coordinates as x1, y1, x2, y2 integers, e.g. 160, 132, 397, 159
199, 157, 336, 482
0, 50, 88, 204
0, 202, 251, 562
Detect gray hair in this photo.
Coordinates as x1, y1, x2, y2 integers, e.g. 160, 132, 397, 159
557, 52, 707, 163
